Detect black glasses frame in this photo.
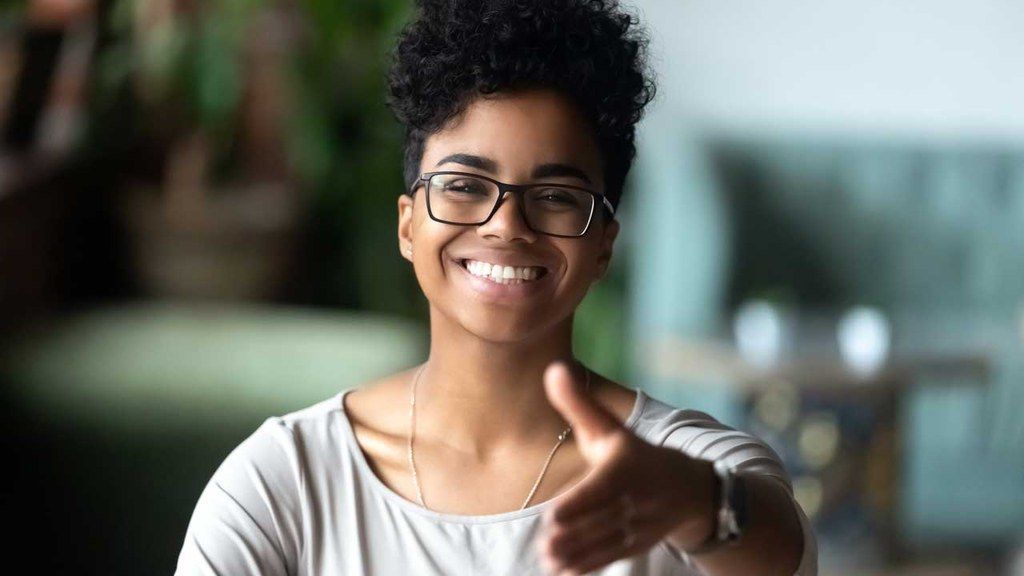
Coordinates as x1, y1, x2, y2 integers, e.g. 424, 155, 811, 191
406, 170, 615, 238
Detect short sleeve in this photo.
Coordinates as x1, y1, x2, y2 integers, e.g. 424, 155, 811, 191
648, 408, 818, 576
174, 417, 305, 576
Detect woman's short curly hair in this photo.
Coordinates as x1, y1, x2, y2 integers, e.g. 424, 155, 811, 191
386, 0, 657, 216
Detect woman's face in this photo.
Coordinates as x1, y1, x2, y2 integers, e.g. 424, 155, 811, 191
397, 88, 620, 343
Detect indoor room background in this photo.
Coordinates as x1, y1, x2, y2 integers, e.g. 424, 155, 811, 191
1, 1, 1022, 574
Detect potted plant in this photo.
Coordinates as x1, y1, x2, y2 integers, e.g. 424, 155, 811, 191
107, 0, 304, 301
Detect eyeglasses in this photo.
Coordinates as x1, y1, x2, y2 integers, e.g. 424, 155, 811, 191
406, 171, 614, 238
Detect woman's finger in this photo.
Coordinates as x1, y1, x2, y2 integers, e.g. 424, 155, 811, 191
548, 462, 623, 524
542, 493, 640, 561
557, 514, 657, 575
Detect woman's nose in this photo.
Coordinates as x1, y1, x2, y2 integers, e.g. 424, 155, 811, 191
477, 191, 538, 242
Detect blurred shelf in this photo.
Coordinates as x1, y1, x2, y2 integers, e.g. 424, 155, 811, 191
645, 335, 992, 394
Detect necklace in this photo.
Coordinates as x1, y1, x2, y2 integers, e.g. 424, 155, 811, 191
406, 362, 592, 511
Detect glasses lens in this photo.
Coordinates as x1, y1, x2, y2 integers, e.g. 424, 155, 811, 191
428, 173, 500, 224
523, 186, 594, 236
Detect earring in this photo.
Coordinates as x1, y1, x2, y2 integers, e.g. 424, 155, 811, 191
405, 246, 413, 255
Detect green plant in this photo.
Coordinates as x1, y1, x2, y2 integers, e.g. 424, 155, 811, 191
0, 2, 25, 22
288, 0, 415, 313
91, 0, 418, 311
96, 0, 256, 178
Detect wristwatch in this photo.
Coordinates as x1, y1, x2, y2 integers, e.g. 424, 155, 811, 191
686, 459, 748, 555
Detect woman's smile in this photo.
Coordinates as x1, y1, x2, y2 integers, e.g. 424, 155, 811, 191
450, 255, 558, 304
461, 258, 547, 283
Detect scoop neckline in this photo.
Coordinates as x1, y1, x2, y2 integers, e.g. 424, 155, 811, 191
335, 385, 647, 525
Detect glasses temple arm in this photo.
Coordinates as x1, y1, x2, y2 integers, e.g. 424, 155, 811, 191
601, 196, 615, 216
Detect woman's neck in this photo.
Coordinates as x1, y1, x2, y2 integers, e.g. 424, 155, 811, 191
413, 309, 584, 461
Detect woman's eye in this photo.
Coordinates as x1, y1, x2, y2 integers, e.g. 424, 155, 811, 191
445, 181, 487, 194
537, 190, 577, 205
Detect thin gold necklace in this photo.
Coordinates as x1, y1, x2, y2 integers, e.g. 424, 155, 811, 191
406, 362, 592, 511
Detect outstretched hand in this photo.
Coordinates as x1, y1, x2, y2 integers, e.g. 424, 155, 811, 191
535, 361, 712, 575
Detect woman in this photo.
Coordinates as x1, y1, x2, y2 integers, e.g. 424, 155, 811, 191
175, 0, 816, 574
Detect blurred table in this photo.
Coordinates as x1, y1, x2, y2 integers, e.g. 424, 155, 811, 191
644, 335, 992, 569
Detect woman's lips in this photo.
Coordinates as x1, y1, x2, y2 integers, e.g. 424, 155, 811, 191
451, 258, 554, 303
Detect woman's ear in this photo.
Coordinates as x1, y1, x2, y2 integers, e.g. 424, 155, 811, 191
398, 193, 415, 261
595, 216, 620, 280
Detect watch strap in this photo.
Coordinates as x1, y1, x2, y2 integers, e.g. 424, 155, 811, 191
684, 459, 747, 555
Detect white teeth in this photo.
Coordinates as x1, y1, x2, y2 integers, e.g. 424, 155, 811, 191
462, 259, 545, 285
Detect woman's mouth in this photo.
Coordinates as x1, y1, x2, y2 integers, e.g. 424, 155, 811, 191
456, 259, 549, 285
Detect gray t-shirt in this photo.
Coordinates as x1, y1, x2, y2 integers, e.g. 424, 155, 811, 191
175, 387, 817, 575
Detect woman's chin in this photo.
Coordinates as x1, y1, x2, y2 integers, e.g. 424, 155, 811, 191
462, 313, 545, 342
442, 303, 570, 344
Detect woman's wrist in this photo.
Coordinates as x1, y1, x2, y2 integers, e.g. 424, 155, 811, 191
665, 456, 717, 552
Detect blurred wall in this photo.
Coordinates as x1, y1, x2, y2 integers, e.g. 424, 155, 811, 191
636, 0, 1024, 141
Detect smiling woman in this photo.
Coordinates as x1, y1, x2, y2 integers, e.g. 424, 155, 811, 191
173, 1, 817, 575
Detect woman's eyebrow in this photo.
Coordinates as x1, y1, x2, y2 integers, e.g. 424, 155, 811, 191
435, 153, 592, 184
435, 153, 497, 173
532, 162, 592, 185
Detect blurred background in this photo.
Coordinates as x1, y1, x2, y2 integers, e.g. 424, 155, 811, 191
0, 0, 1021, 574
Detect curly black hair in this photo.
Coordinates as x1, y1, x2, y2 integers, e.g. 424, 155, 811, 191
386, 0, 657, 216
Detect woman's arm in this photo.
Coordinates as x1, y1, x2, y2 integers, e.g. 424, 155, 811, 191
658, 418, 818, 576
663, 458, 811, 576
